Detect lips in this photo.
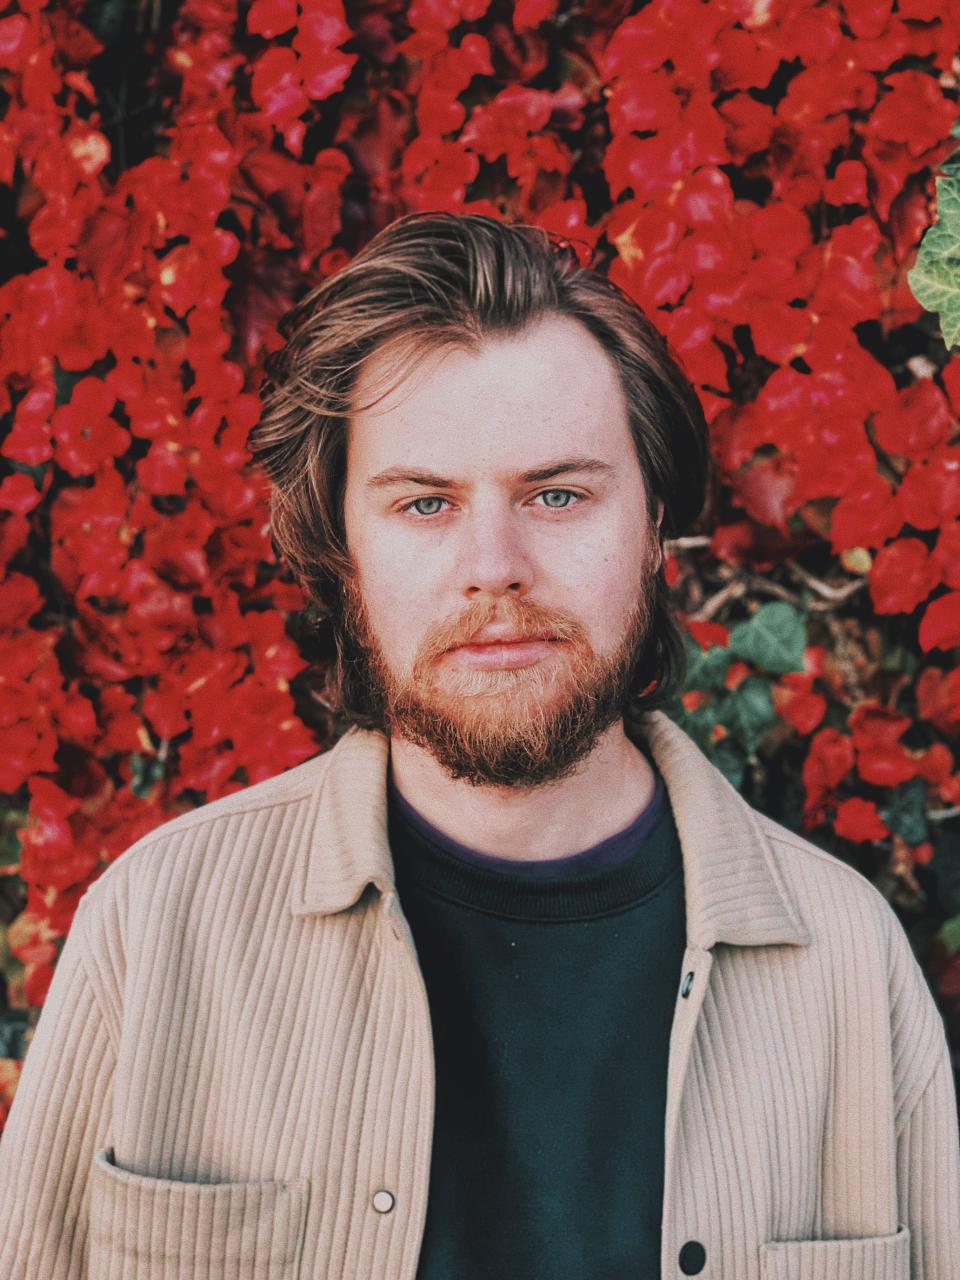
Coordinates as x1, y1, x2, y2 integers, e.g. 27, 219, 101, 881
445, 635, 563, 671
453, 633, 557, 649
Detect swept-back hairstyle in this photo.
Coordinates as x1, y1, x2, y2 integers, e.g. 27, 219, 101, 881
248, 211, 712, 733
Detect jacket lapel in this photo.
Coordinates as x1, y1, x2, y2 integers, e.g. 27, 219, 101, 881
638, 710, 810, 949
289, 726, 394, 917
290, 708, 811, 952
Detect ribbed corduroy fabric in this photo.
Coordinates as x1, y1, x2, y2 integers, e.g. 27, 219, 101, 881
0, 708, 957, 1279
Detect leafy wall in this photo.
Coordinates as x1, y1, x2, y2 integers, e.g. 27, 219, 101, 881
1, 0, 960, 1127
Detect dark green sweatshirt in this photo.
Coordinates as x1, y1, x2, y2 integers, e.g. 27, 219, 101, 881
388, 749, 687, 1279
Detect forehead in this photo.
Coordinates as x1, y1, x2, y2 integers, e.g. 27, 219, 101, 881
346, 312, 632, 478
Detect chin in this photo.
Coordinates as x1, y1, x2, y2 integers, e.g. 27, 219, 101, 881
432, 660, 567, 702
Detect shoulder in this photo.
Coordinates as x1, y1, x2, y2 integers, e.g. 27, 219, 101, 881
75, 746, 335, 929
755, 808, 899, 937
754, 808, 948, 1115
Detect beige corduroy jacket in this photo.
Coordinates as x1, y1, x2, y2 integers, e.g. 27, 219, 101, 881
0, 709, 958, 1280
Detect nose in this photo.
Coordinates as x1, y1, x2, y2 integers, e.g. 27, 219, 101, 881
456, 504, 534, 599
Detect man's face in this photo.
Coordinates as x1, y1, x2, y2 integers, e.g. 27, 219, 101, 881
340, 311, 663, 789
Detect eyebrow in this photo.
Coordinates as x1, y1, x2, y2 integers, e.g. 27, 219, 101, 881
365, 454, 617, 490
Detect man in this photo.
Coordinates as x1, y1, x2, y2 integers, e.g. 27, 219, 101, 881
0, 212, 957, 1279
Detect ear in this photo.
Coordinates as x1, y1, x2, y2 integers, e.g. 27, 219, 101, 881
654, 498, 664, 533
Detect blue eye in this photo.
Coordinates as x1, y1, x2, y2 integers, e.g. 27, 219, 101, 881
399, 489, 584, 517
405, 496, 447, 516
539, 489, 576, 508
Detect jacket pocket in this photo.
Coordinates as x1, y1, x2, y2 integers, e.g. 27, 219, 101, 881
87, 1146, 310, 1280
759, 1223, 910, 1280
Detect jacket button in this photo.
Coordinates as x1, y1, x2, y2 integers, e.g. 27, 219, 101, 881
680, 971, 694, 998
372, 1190, 395, 1213
678, 1240, 706, 1274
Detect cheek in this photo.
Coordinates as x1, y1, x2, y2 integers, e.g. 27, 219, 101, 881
554, 521, 639, 589
360, 563, 433, 664
565, 526, 647, 616
349, 520, 408, 602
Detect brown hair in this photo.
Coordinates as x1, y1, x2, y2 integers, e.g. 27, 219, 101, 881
248, 211, 712, 732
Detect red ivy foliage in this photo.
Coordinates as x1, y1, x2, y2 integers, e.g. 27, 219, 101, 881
1, 0, 960, 1122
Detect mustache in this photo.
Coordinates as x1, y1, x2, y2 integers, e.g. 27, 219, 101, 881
419, 600, 587, 663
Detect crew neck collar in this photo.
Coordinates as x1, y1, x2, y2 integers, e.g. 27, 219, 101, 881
387, 762, 680, 921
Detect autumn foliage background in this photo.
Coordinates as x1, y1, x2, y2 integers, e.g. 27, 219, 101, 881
2, 0, 960, 1129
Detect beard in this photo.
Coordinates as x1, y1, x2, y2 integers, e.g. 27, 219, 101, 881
338, 544, 660, 790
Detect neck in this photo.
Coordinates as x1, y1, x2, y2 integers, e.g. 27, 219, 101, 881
387, 719, 657, 862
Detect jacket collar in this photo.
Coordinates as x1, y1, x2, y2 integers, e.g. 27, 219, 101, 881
290, 709, 810, 950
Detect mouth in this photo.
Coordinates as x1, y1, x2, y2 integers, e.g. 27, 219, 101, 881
450, 635, 561, 650
445, 637, 565, 670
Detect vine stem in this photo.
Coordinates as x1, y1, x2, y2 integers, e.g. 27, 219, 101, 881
665, 539, 868, 616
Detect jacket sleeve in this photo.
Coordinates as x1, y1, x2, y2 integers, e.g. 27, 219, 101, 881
896, 1041, 960, 1280
0, 897, 116, 1279
886, 904, 960, 1280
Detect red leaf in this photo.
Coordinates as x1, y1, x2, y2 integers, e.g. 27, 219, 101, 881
916, 666, 960, 734
868, 537, 941, 613
834, 797, 889, 843
803, 728, 855, 815
824, 160, 868, 205
850, 703, 916, 786
898, 448, 960, 530
250, 47, 308, 127
682, 618, 729, 650
829, 475, 902, 552
865, 70, 956, 156
919, 592, 960, 653
733, 454, 796, 535
932, 523, 960, 590
871, 380, 952, 459
0, 472, 42, 514
299, 47, 357, 101
773, 673, 826, 735
513, 0, 560, 32
0, 15, 33, 71
247, 0, 297, 37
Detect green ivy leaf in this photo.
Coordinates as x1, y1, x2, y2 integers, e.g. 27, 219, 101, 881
939, 913, 960, 957
929, 830, 960, 916
878, 644, 917, 678
6, 459, 47, 484
879, 777, 929, 846
0, 811, 26, 871
0, 1010, 29, 1059
128, 752, 166, 799
727, 602, 806, 675
708, 739, 747, 790
683, 634, 732, 693
672, 700, 719, 755
908, 149, 960, 350
720, 677, 776, 754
